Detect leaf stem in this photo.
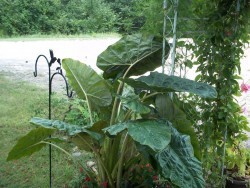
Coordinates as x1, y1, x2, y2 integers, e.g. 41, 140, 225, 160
116, 132, 129, 187
142, 92, 161, 101
41, 141, 91, 177
85, 95, 93, 124
76, 135, 115, 188
110, 63, 137, 126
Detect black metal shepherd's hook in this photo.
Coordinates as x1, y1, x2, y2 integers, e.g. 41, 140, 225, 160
34, 50, 72, 188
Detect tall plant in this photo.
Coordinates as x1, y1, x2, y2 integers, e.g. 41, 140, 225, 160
7, 33, 217, 187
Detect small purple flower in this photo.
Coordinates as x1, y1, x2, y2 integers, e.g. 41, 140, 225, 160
242, 106, 248, 115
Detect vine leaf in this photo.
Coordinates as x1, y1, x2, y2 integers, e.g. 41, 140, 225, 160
103, 119, 171, 152
62, 58, 112, 109
123, 71, 217, 98
97, 33, 169, 79
7, 127, 55, 161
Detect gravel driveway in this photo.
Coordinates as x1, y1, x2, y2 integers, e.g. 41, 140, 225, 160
0, 38, 119, 91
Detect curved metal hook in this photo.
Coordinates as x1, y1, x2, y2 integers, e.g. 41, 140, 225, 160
50, 72, 73, 98
34, 50, 58, 77
33, 55, 50, 77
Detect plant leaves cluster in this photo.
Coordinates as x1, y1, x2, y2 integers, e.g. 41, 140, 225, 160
7, 33, 218, 188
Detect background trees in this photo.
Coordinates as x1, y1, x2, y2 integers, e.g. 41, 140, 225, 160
0, 0, 118, 36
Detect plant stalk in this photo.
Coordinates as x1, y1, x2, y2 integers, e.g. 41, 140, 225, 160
116, 132, 129, 187
76, 135, 115, 187
41, 141, 90, 177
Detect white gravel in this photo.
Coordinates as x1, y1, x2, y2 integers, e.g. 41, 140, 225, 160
0, 38, 119, 91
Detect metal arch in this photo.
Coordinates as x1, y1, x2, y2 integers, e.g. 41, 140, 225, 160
33, 50, 72, 188
162, 0, 179, 75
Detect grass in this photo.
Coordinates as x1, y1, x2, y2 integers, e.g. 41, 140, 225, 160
0, 72, 89, 187
0, 33, 121, 41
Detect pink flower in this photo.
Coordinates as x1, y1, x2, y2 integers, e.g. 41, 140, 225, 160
240, 83, 250, 93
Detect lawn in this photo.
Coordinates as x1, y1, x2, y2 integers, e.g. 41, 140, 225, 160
0, 72, 87, 187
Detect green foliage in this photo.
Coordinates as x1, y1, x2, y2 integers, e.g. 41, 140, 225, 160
30, 118, 86, 136
8, 33, 218, 187
62, 58, 113, 125
107, 0, 144, 33
121, 94, 150, 114
63, 58, 112, 109
0, 0, 117, 36
155, 94, 201, 159
0, 73, 80, 187
179, 0, 250, 186
156, 126, 205, 188
0, 0, 62, 35
64, 98, 99, 126
0, 0, 210, 37
136, 0, 196, 37
97, 33, 167, 79
124, 71, 217, 98
30, 117, 103, 141
77, 0, 118, 33
104, 120, 171, 151
7, 127, 56, 161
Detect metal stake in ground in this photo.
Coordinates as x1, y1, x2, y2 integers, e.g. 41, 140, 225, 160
33, 50, 72, 188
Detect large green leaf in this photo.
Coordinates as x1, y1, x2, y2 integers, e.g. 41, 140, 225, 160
120, 85, 150, 114
70, 133, 94, 152
7, 127, 55, 161
62, 58, 112, 108
121, 95, 150, 114
70, 120, 109, 152
156, 126, 205, 188
123, 71, 217, 98
155, 94, 201, 159
97, 33, 169, 79
30, 118, 107, 152
66, 121, 108, 152
30, 117, 102, 140
103, 120, 171, 152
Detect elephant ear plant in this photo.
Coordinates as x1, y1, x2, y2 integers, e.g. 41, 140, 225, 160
7, 33, 217, 188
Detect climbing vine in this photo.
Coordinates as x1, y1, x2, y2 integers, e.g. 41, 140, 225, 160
189, 0, 250, 186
